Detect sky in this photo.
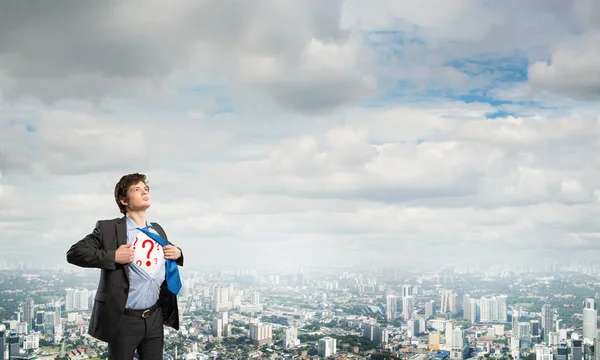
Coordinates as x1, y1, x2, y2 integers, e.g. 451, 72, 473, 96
1, 0, 600, 271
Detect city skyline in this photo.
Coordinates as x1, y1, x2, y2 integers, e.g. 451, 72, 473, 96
2, 1, 600, 267
2, 265, 600, 359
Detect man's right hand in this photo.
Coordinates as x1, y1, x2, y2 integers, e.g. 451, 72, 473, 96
115, 243, 135, 264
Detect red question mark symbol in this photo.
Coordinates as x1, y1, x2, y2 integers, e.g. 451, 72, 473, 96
136, 260, 142, 266
142, 240, 154, 267
133, 237, 138, 249
154, 257, 158, 264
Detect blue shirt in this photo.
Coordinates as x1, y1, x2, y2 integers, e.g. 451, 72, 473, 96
124, 216, 166, 310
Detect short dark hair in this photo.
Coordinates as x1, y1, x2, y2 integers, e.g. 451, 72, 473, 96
114, 173, 149, 215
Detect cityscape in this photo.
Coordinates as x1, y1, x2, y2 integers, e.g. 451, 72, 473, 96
1, 261, 600, 360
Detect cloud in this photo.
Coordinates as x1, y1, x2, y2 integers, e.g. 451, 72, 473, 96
3, 96, 599, 268
0, 0, 373, 113
528, 32, 600, 100
1, 1, 600, 270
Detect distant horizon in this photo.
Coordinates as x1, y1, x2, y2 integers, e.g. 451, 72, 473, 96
4, 259, 600, 275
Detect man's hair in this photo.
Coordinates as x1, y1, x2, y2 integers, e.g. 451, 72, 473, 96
114, 173, 149, 215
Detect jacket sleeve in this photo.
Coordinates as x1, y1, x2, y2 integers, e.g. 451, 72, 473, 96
66, 221, 117, 270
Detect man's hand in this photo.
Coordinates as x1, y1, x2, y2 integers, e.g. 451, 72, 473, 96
163, 245, 181, 260
115, 243, 135, 264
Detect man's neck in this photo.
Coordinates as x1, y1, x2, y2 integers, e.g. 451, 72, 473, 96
126, 211, 147, 227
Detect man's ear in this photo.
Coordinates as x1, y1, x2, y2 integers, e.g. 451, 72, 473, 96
120, 197, 128, 207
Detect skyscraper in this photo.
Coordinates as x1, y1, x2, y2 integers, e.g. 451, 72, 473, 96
318, 337, 337, 357
583, 299, 597, 343
541, 304, 553, 340
386, 295, 397, 322
65, 289, 89, 311
23, 298, 34, 331
402, 284, 413, 298
250, 323, 273, 346
251, 291, 260, 306
284, 327, 298, 348
213, 286, 231, 312
0, 330, 5, 360
403, 296, 415, 320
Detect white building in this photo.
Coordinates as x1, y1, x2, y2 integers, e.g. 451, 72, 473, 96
535, 344, 553, 360
65, 288, 89, 311
284, 327, 299, 348
250, 323, 272, 346
318, 337, 337, 357
583, 299, 597, 343
23, 333, 40, 350
386, 295, 397, 322
403, 296, 415, 320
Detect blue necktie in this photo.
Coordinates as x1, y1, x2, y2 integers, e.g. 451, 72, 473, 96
137, 226, 182, 296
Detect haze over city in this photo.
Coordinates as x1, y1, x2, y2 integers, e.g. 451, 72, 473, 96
2, 0, 600, 269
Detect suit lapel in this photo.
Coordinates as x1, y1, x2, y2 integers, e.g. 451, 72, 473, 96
116, 216, 127, 247
115, 216, 130, 282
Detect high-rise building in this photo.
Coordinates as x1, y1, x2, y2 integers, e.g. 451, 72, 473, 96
251, 292, 260, 306
556, 343, 569, 360
512, 309, 519, 336
0, 330, 5, 360
363, 323, 375, 341
450, 328, 468, 360
250, 323, 272, 346
449, 292, 459, 314
374, 327, 389, 345
386, 295, 397, 322
440, 290, 451, 314
318, 337, 337, 357
530, 320, 540, 338
425, 300, 436, 318
213, 318, 223, 338
402, 284, 413, 298
407, 319, 419, 338
8, 336, 19, 359
573, 339, 583, 360
463, 295, 478, 323
592, 334, 600, 360
65, 289, 89, 311
496, 295, 508, 322
584, 299, 598, 343
23, 334, 39, 351
429, 332, 441, 350
403, 296, 415, 320
535, 344, 553, 360
464, 295, 507, 323
518, 322, 531, 339
23, 298, 34, 330
213, 312, 229, 338
213, 286, 231, 312
445, 321, 453, 349
480, 297, 493, 322
284, 327, 298, 348
583, 342, 594, 360
541, 304, 553, 341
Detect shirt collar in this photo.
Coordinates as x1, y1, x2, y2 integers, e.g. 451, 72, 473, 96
125, 215, 151, 231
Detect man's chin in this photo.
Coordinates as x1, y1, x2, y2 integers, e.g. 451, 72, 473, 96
134, 203, 151, 211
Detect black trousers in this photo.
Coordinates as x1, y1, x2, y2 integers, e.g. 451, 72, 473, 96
108, 307, 164, 360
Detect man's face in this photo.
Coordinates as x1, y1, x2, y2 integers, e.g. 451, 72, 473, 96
121, 181, 151, 212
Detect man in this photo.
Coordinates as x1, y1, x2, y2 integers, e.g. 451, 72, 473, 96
66, 173, 183, 360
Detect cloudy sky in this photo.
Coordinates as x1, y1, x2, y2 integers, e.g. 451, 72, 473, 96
2, 0, 600, 271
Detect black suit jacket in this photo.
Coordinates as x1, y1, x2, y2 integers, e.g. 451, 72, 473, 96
66, 216, 184, 343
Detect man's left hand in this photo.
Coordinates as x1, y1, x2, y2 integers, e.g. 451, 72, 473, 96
163, 245, 181, 260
